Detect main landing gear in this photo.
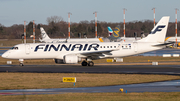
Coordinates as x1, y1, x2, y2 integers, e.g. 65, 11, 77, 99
81, 60, 94, 66
19, 59, 24, 66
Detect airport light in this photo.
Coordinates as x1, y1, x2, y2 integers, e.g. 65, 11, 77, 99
123, 8, 127, 38
24, 21, 26, 44
152, 8, 156, 27
93, 12, 97, 38
68, 12, 72, 39
33, 20, 35, 43
175, 8, 179, 47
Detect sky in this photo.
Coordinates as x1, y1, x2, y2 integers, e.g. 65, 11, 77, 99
0, 0, 180, 27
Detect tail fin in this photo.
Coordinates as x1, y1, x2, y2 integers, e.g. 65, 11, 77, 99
40, 27, 50, 40
107, 27, 113, 36
138, 16, 170, 43
108, 25, 120, 41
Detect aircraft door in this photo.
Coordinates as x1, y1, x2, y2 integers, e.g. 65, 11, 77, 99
133, 42, 138, 52
25, 44, 30, 54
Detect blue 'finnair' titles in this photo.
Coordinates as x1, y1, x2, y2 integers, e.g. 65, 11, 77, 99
34, 43, 100, 52
150, 25, 165, 34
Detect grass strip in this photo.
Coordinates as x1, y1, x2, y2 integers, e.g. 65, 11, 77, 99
0, 73, 180, 90
1, 92, 180, 101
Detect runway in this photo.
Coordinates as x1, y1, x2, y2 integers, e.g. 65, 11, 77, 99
0, 64, 180, 75
1, 64, 180, 95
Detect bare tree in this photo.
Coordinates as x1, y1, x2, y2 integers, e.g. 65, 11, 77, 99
46, 16, 64, 25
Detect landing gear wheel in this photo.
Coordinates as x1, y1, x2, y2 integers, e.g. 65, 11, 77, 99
88, 61, 94, 66
19, 63, 24, 66
81, 61, 88, 66
19, 59, 24, 66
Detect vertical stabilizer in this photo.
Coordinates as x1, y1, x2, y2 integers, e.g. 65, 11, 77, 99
40, 27, 50, 40
138, 16, 170, 43
108, 25, 120, 41
107, 27, 113, 36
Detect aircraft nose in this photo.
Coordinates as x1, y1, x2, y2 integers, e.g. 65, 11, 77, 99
1, 51, 9, 58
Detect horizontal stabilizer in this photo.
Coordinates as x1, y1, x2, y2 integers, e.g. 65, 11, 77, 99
153, 42, 174, 46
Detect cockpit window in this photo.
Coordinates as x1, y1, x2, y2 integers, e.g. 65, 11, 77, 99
11, 47, 18, 50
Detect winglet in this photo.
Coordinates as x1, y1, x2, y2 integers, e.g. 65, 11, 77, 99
99, 38, 104, 42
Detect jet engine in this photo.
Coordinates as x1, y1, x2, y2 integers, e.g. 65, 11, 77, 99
63, 55, 80, 64
54, 59, 64, 64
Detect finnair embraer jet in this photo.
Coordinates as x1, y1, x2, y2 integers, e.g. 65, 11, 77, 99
2, 16, 170, 66
39, 27, 102, 43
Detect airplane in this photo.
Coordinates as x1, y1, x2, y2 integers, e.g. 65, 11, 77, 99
39, 26, 121, 43
108, 26, 176, 45
107, 26, 144, 42
107, 25, 121, 42
165, 37, 180, 46
2, 16, 170, 66
39, 27, 101, 43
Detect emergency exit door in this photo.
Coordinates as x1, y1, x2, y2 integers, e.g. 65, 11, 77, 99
133, 42, 138, 52
25, 44, 30, 54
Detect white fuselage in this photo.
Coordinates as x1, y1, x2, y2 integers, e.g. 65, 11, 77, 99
40, 38, 101, 43
2, 42, 163, 60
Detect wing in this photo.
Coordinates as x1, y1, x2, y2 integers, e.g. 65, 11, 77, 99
80, 50, 113, 57
67, 47, 120, 59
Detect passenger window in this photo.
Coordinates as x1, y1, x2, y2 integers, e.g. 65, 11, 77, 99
110, 46, 112, 48
100, 46, 102, 48
104, 46, 105, 48
114, 46, 116, 48
107, 46, 109, 48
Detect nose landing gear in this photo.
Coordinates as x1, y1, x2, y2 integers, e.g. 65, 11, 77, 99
19, 59, 24, 66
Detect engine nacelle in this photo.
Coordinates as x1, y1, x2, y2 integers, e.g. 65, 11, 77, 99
54, 59, 64, 64
63, 55, 80, 64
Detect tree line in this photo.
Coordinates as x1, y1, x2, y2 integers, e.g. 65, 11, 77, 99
0, 16, 180, 39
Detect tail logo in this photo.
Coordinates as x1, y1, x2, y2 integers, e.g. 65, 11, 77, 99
150, 25, 165, 34
42, 33, 46, 39
113, 27, 120, 37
